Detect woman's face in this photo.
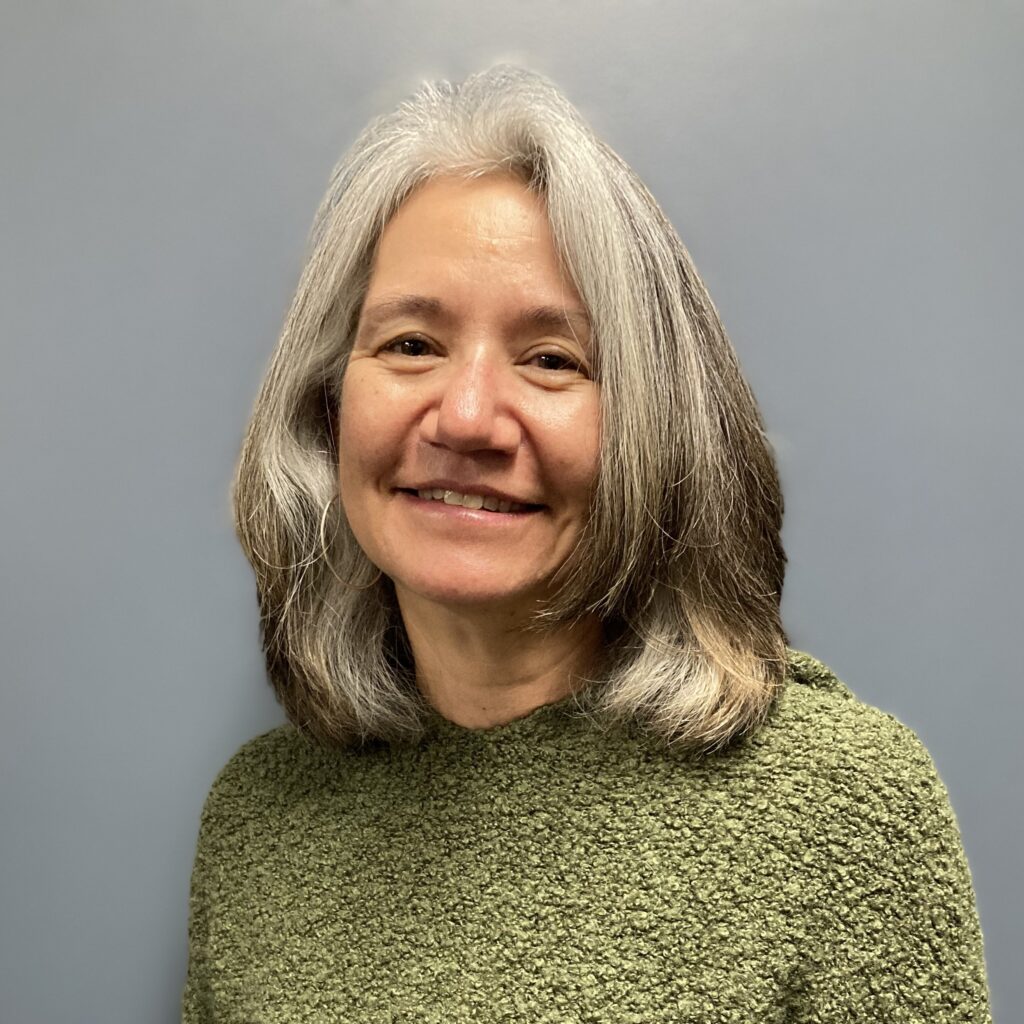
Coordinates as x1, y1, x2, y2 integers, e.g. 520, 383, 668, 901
337, 173, 599, 614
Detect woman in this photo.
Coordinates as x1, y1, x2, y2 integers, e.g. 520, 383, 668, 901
182, 66, 992, 1022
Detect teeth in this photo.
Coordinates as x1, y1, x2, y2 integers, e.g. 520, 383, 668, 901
415, 488, 529, 513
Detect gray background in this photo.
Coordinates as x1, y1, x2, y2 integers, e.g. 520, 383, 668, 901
1, 2, 1019, 1021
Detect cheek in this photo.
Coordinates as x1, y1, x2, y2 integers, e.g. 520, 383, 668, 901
336, 372, 412, 506
336, 379, 382, 497
554, 398, 601, 496
574, 445, 601, 505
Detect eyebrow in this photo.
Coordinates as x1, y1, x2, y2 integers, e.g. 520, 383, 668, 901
356, 294, 592, 347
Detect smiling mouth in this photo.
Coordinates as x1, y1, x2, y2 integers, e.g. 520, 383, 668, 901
396, 488, 544, 515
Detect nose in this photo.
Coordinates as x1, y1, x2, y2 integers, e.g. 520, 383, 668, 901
421, 350, 521, 455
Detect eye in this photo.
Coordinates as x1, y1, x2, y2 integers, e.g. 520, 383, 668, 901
530, 351, 586, 375
381, 335, 434, 357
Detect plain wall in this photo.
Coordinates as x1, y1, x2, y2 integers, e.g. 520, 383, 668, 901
1, 2, 1020, 1021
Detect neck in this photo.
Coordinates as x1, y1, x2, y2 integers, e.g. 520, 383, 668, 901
395, 586, 604, 729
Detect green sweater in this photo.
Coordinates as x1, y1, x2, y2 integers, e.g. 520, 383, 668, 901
182, 650, 992, 1022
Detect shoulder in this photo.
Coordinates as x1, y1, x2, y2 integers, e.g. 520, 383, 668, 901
769, 649, 962, 849
192, 724, 329, 846
767, 655, 990, 1015
775, 647, 939, 771
205, 722, 311, 794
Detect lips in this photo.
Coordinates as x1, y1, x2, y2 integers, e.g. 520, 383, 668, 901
415, 488, 532, 513
395, 482, 544, 508
395, 489, 543, 518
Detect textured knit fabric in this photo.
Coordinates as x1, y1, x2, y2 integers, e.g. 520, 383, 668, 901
181, 649, 992, 1022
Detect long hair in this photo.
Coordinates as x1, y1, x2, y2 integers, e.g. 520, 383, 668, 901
232, 64, 789, 755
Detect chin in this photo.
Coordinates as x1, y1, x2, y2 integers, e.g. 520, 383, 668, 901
394, 573, 547, 611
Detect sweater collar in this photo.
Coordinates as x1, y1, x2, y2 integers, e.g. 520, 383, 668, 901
420, 687, 595, 745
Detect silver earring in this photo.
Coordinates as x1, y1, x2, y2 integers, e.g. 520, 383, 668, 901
319, 493, 383, 590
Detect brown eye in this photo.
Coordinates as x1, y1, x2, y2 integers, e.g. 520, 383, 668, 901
533, 352, 584, 373
383, 336, 432, 357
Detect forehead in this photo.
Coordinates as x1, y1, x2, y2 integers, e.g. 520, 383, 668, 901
381, 172, 546, 244
367, 175, 570, 290
358, 173, 590, 339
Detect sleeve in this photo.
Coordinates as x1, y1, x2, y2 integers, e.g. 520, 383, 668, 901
180, 790, 222, 1024
791, 720, 993, 1023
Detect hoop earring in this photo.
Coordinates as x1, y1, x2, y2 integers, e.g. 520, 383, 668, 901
318, 493, 383, 591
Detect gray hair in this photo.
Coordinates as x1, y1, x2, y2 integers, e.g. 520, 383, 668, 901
232, 64, 789, 755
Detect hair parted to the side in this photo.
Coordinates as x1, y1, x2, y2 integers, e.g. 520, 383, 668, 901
231, 63, 789, 756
